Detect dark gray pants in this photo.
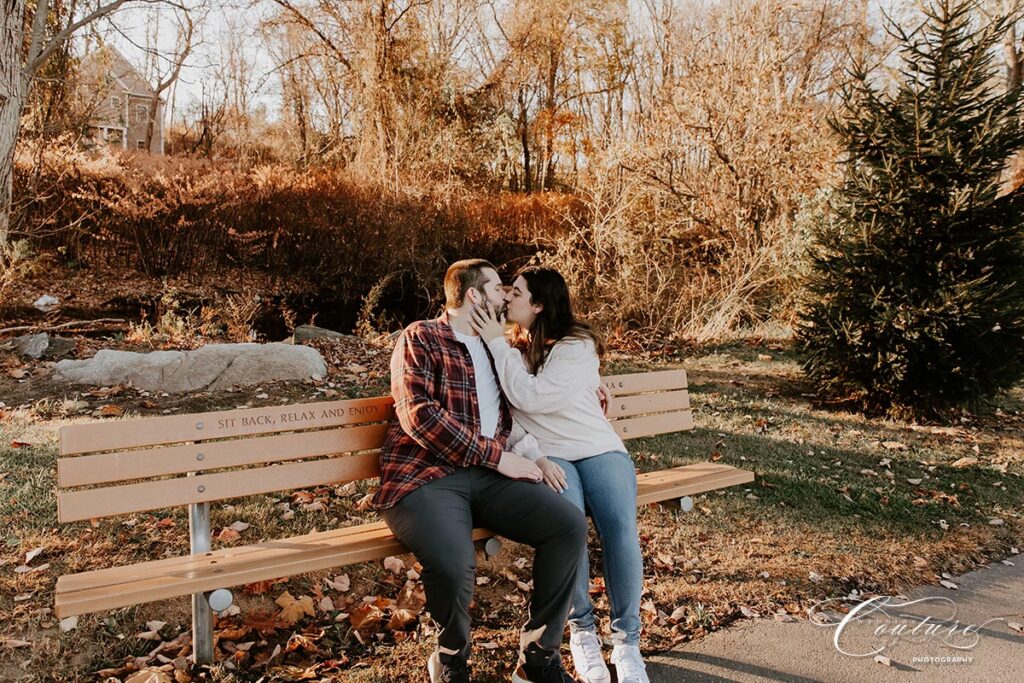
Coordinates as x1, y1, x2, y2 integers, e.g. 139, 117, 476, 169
382, 466, 588, 661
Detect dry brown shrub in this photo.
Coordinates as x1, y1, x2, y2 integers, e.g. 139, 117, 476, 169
550, 0, 857, 343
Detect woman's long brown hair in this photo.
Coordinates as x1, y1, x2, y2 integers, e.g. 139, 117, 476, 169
510, 267, 605, 372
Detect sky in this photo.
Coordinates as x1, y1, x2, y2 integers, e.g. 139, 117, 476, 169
92, 0, 961, 129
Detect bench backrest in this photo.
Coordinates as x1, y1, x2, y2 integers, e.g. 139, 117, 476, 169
57, 370, 691, 523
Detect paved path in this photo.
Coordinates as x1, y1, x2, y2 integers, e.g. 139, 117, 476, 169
647, 551, 1024, 682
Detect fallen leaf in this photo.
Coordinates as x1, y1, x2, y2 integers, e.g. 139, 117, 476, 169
951, 457, 978, 469
383, 556, 405, 575
10, 441, 31, 448
285, 633, 320, 654
907, 478, 923, 485
809, 571, 823, 584
348, 604, 384, 631
1008, 621, 1024, 634
216, 528, 241, 542
774, 613, 795, 622
318, 596, 335, 612
135, 630, 163, 641
324, 574, 350, 593
275, 592, 316, 627
874, 654, 892, 666
244, 579, 278, 595
217, 625, 250, 641
478, 641, 499, 650
740, 606, 759, 619
24, 547, 44, 564
396, 581, 426, 612
145, 620, 167, 632
126, 671, 173, 683
476, 576, 490, 586
97, 404, 123, 418
292, 491, 316, 505
228, 521, 250, 533
388, 608, 419, 631
881, 441, 907, 451
1, 639, 31, 648
940, 580, 959, 590
669, 606, 687, 623
989, 518, 1004, 526
59, 616, 78, 633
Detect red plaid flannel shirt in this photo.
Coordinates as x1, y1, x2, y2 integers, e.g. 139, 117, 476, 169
372, 312, 512, 509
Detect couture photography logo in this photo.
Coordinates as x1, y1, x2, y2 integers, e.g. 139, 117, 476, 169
808, 594, 1022, 666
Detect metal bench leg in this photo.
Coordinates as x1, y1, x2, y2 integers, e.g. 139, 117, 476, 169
679, 496, 694, 512
484, 537, 503, 560
189, 501, 214, 665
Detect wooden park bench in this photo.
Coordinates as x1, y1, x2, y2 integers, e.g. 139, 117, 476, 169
54, 369, 754, 664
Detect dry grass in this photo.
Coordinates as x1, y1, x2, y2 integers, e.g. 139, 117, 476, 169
0, 341, 1021, 682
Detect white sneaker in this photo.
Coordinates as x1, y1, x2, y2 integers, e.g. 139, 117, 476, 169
611, 643, 649, 683
569, 631, 611, 683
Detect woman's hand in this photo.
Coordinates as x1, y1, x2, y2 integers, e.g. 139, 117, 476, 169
537, 457, 568, 493
470, 301, 506, 342
597, 384, 611, 416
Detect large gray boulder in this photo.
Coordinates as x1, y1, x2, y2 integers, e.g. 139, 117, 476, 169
53, 343, 327, 393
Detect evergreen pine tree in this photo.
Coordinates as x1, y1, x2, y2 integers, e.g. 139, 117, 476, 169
798, 0, 1024, 417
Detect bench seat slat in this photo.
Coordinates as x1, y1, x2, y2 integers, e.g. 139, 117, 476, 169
58, 453, 380, 522
58, 423, 390, 488
59, 396, 395, 456
54, 462, 752, 619
636, 464, 755, 506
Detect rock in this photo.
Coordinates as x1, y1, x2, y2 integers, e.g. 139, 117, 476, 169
13, 333, 76, 360
14, 334, 49, 359
32, 294, 59, 312
293, 324, 359, 343
53, 343, 327, 393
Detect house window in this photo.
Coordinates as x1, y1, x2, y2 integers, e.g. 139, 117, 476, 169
137, 140, 146, 150
135, 105, 148, 123
110, 96, 121, 109
107, 128, 123, 145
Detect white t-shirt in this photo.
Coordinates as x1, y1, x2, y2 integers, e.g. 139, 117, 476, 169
453, 330, 501, 439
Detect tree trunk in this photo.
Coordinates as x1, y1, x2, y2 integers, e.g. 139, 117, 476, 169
1005, 24, 1022, 91
1, 0, 27, 245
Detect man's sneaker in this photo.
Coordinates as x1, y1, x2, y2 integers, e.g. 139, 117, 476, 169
611, 644, 649, 683
511, 643, 577, 683
428, 650, 470, 683
568, 631, 610, 683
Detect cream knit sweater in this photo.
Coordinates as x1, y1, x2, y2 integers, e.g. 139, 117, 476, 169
486, 336, 626, 461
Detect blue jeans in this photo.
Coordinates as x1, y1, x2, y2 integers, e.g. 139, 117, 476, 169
548, 450, 643, 646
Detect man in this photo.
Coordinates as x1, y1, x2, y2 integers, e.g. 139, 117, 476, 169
372, 259, 587, 683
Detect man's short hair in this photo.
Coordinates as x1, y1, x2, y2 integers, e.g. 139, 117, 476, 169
445, 259, 496, 308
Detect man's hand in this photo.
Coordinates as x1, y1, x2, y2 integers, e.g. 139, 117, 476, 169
497, 451, 543, 482
597, 384, 611, 416
537, 457, 568, 493
470, 301, 506, 342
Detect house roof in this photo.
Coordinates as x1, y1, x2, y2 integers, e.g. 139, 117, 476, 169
79, 45, 163, 101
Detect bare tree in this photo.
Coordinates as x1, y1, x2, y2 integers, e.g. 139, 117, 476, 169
144, 6, 196, 153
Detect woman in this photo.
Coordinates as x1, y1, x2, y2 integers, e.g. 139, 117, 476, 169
470, 267, 648, 683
